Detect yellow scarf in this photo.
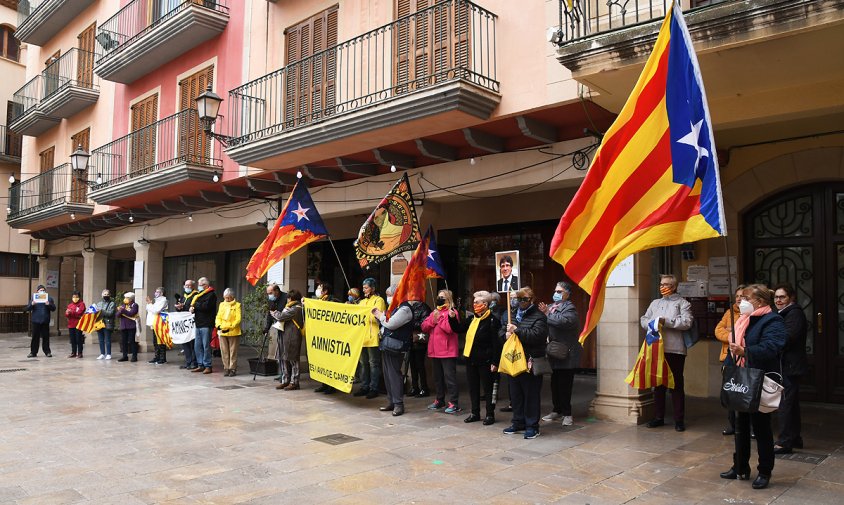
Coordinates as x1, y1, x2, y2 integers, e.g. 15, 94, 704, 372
463, 309, 490, 357
190, 288, 214, 306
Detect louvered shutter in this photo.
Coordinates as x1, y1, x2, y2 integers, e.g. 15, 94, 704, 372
70, 128, 91, 203
39, 146, 55, 206
285, 6, 338, 126
130, 94, 158, 175
77, 23, 96, 88
178, 66, 213, 164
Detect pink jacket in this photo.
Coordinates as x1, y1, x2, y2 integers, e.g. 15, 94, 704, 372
421, 308, 460, 358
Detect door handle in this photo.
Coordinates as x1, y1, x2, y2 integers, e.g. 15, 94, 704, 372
817, 312, 823, 334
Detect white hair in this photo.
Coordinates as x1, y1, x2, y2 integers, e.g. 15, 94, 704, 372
223, 288, 235, 298
123, 292, 135, 299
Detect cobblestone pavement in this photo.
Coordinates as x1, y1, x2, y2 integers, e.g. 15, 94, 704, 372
1, 332, 842, 504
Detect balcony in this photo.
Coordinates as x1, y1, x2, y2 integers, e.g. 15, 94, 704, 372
8, 75, 60, 136
15, 0, 97, 46
95, 0, 230, 84
0, 125, 23, 165
6, 164, 94, 229
40, 48, 101, 118
553, 0, 844, 133
225, 0, 500, 170
88, 109, 222, 206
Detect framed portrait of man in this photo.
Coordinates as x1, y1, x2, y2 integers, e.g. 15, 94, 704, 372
495, 250, 520, 293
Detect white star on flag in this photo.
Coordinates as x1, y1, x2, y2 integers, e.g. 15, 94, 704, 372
676, 119, 709, 171
428, 248, 437, 261
291, 203, 310, 222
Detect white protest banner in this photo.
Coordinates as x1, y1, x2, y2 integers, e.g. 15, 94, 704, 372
168, 311, 196, 345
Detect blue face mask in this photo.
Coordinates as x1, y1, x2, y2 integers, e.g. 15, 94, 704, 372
552, 292, 563, 302
347, 295, 356, 303
510, 298, 519, 308
268, 294, 277, 301
184, 287, 192, 294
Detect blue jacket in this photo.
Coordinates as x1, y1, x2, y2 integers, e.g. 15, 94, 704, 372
25, 296, 56, 324
724, 312, 786, 373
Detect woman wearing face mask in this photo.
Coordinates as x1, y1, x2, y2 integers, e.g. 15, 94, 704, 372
314, 283, 339, 394
145, 287, 169, 364
539, 282, 582, 427
95, 290, 117, 360
715, 285, 747, 436
65, 291, 86, 358
346, 288, 361, 304
354, 278, 386, 399
640, 274, 693, 431
456, 290, 501, 425
499, 287, 548, 439
720, 284, 786, 490
115, 292, 139, 362
421, 289, 462, 414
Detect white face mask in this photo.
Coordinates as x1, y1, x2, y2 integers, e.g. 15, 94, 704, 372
315, 288, 323, 298
738, 299, 754, 316
386, 296, 394, 305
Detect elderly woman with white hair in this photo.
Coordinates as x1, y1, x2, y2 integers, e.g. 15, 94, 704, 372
215, 288, 242, 377
457, 290, 502, 425
115, 292, 139, 362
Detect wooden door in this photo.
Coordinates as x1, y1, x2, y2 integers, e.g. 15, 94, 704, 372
70, 128, 90, 202
130, 94, 158, 175
284, 6, 338, 126
39, 146, 55, 205
5, 101, 22, 157
77, 23, 96, 88
178, 66, 213, 164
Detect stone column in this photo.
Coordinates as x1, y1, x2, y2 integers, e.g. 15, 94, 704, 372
133, 240, 165, 353
590, 251, 655, 424
81, 249, 108, 312
37, 256, 61, 333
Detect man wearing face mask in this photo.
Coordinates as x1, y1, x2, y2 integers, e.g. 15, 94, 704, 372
175, 279, 199, 370
95, 290, 117, 360
190, 277, 218, 374
539, 282, 582, 427
145, 287, 169, 364
25, 285, 56, 358
641, 274, 693, 432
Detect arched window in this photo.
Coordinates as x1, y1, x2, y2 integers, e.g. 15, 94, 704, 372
0, 25, 20, 62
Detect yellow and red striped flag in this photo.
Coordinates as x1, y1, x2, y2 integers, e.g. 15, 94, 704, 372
75, 304, 101, 334
154, 312, 173, 349
549, 1, 726, 343
626, 318, 675, 389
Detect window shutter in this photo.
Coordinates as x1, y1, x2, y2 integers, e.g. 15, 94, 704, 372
178, 66, 214, 164
77, 23, 96, 88
39, 147, 55, 206
285, 6, 338, 126
70, 128, 91, 203
130, 94, 159, 174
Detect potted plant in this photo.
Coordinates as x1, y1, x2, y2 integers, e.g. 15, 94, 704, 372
241, 283, 279, 376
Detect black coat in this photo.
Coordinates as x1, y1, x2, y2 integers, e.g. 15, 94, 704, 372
724, 312, 786, 373
546, 300, 582, 370
779, 303, 808, 377
499, 304, 548, 359
192, 289, 218, 329
458, 313, 502, 366
263, 292, 289, 333
25, 296, 56, 324
410, 301, 432, 350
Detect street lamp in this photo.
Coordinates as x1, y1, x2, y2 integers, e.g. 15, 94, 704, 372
195, 84, 231, 147
70, 145, 102, 186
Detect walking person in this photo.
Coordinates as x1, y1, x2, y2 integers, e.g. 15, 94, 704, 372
274, 289, 304, 390
215, 288, 242, 377
540, 282, 582, 427
720, 284, 786, 490
175, 279, 199, 370
355, 278, 385, 399
116, 292, 139, 362
421, 289, 462, 414
190, 277, 217, 374
65, 291, 86, 358
773, 283, 808, 454
372, 286, 415, 416
145, 287, 168, 364
641, 274, 693, 431
25, 285, 56, 358
95, 290, 116, 360
458, 290, 501, 425
715, 285, 746, 436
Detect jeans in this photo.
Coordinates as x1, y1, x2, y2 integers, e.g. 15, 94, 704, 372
653, 353, 685, 422
734, 411, 775, 476
510, 371, 543, 431
550, 369, 575, 416
183, 340, 197, 368
466, 362, 495, 417
97, 328, 112, 356
382, 351, 405, 407
30, 322, 51, 355
195, 327, 212, 368
121, 329, 137, 358
359, 346, 382, 392
777, 375, 802, 448
68, 327, 84, 355
432, 357, 459, 405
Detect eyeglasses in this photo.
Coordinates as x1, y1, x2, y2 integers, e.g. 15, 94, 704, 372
516, 297, 530, 302
773, 295, 788, 300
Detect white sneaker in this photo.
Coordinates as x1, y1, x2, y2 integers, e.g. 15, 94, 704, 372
97, 354, 105, 360
105, 355, 112, 360
562, 416, 574, 426
542, 412, 562, 422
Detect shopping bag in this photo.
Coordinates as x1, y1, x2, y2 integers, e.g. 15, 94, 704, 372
758, 372, 784, 413
498, 333, 528, 377
720, 365, 765, 413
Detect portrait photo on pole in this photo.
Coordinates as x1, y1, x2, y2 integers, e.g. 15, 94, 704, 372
495, 250, 520, 293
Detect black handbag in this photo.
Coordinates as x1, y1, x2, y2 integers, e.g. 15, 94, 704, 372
546, 341, 569, 360
530, 356, 552, 376
720, 365, 765, 413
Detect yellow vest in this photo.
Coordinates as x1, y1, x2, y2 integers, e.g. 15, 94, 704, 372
214, 300, 242, 337
358, 295, 386, 347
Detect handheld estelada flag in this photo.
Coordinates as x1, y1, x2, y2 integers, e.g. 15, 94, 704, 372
76, 304, 102, 334
424, 226, 446, 279
354, 173, 421, 268
246, 180, 329, 285
154, 312, 173, 350
626, 318, 675, 389
549, 1, 726, 344
386, 227, 431, 316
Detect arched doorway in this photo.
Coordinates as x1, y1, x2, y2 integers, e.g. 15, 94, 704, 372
744, 182, 844, 404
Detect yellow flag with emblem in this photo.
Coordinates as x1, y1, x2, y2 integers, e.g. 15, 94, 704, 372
498, 333, 528, 377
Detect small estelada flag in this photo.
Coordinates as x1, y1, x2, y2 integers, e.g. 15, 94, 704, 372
354, 173, 421, 268
75, 304, 100, 334
626, 318, 675, 389
424, 226, 446, 279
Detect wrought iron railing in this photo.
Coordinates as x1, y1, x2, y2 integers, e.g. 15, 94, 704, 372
91, 108, 222, 189
6, 164, 86, 220
0, 126, 22, 159
556, 0, 729, 45
42, 48, 100, 100
97, 0, 229, 62
9, 75, 45, 123
227, 0, 498, 148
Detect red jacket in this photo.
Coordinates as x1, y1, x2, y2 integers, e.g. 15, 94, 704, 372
66, 300, 86, 328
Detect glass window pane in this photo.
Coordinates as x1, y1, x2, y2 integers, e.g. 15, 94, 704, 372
753, 246, 814, 353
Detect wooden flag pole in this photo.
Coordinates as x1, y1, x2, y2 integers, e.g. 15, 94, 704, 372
327, 234, 352, 293
507, 290, 512, 327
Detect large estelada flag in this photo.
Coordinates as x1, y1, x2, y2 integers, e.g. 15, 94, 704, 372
354, 173, 421, 268
76, 304, 101, 334
246, 180, 329, 285
424, 226, 446, 279
386, 228, 431, 316
626, 318, 675, 389
549, 1, 726, 343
